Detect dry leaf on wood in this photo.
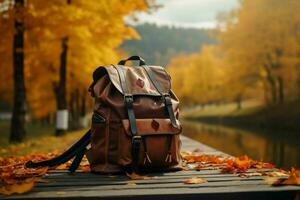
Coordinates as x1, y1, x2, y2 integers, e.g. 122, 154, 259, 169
238, 172, 262, 178
55, 163, 68, 170
126, 182, 137, 186
183, 177, 207, 184
126, 172, 151, 180
263, 170, 289, 177
0, 179, 35, 195
272, 169, 300, 186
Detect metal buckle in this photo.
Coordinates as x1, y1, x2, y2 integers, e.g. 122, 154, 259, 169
161, 93, 170, 102
164, 95, 172, 106
132, 136, 142, 152
132, 135, 142, 143
124, 94, 134, 107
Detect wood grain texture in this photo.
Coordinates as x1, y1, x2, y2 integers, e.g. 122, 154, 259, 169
2, 136, 300, 200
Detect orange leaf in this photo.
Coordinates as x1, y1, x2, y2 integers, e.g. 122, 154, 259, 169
126, 172, 151, 180
183, 177, 207, 184
55, 164, 68, 170
277, 169, 300, 186
0, 179, 35, 195
126, 182, 137, 186
79, 165, 90, 173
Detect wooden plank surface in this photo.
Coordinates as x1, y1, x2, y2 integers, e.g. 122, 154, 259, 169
3, 136, 300, 200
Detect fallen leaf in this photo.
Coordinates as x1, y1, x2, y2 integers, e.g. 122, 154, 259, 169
126, 182, 137, 186
183, 177, 207, 184
180, 151, 192, 157
192, 148, 203, 153
263, 171, 289, 177
183, 154, 224, 164
56, 191, 67, 195
55, 164, 68, 170
238, 172, 262, 178
264, 177, 285, 185
126, 172, 151, 180
265, 169, 300, 186
0, 179, 35, 195
221, 155, 274, 173
79, 165, 90, 173
275, 169, 300, 186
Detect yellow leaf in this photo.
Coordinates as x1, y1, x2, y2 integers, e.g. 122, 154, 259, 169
0, 180, 35, 195
126, 172, 151, 180
183, 177, 207, 184
126, 182, 137, 186
266, 169, 300, 186
55, 163, 68, 170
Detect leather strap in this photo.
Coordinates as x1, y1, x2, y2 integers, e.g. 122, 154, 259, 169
69, 147, 87, 173
26, 129, 91, 172
141, 65, 177, 128
131, 136, 142, 171
114, 65, 141, 171
118, 55, 146, 66
114, 65, 138, 136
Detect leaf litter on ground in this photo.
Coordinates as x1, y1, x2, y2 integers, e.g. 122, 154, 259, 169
1, 146, 299, 195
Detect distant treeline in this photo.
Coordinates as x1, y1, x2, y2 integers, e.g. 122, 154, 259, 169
121, 23, 216, 66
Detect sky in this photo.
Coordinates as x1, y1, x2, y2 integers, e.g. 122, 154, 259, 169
133, 0, 239, 29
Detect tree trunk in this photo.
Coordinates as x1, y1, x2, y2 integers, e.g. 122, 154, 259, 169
269, 77, 277, 104
263, 81, 269, 105
236, 95, 242, 110
80, 90, 86, 115
55, 36, 69, 136
277, 76, 284, 104
263, 64, 277, 104
54, 0, 72, 136
69, 88, 81, 130
80, 90, 88, 128
10, 0, 26, 143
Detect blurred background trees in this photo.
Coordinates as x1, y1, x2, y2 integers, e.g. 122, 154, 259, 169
168, 0, 300, 108
0, 0, 153, 142
1, 0, 300, 144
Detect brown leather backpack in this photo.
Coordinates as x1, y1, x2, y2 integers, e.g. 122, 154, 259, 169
26, 56, 182, 174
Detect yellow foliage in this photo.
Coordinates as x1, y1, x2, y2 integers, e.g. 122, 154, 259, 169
0, 0, 152, 118
168, 0, 300, 106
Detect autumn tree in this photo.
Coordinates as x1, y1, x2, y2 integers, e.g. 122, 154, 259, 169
9, 0, 26, 142
168, 45, 225, 106
0, 0, 154, 141
168, 0, 300, 108
218, 0, 300, 104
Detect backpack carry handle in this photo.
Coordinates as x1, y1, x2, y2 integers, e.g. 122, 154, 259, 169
118, 55, 146, 66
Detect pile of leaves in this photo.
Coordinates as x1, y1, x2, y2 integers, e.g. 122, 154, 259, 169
181, 150, 300, 186
0, 152, 90, 195
1, 148, 299, 196
182, 150, 275, 172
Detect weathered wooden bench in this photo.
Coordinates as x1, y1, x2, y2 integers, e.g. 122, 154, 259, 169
4, 136, 300, 200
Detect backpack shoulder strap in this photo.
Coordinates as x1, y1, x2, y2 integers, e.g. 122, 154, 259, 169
25, 129, 91, 173
141, 65, 178, 128
113, 65, 141, 172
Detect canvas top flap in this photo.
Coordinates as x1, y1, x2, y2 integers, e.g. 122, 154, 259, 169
92, 65, 171, 96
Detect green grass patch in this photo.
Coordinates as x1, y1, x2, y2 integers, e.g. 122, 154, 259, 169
0, 120, 87, 157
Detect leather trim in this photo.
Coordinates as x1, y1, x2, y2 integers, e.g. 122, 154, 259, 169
122, 118, 181, 137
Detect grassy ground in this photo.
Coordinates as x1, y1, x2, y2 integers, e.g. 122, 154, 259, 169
0, 120, 87, 157
182, 99, 300, 132
0, 121, 55, 147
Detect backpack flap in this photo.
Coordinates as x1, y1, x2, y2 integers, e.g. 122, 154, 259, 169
105, 65, 171, 96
